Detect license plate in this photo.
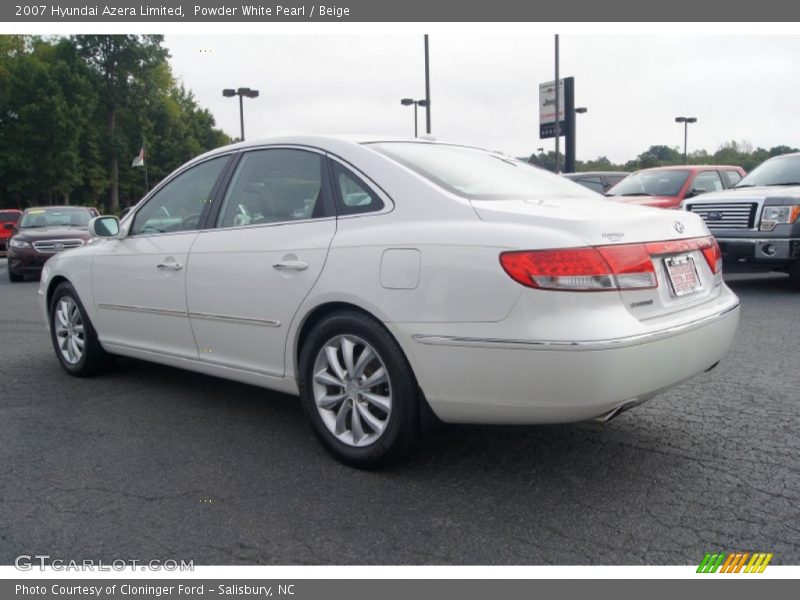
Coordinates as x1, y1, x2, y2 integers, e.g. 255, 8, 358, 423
664, 254, 701, 297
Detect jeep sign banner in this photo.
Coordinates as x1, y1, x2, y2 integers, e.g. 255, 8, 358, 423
539, 79, 565, 139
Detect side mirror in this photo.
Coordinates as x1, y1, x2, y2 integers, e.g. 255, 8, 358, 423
3, 222, 15, 231
685, 189, 704, 199
89, 216, 120, 238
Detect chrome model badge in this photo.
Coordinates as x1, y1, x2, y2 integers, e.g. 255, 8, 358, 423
674, 221, 685, 233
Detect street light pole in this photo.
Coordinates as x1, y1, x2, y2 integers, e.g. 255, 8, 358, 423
675, 116, 697, 164
223, 87, 260, 142
401, 98, 428, 138
424, 34, 431, 134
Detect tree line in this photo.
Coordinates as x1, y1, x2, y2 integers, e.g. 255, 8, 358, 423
529, 141, 799, 174
0, 35, 231, 213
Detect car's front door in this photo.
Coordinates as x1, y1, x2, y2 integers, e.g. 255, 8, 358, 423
185, 148, 337, 378
92, 155, 231, 357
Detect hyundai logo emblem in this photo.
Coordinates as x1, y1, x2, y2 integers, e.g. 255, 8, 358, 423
707, 211, 723, 220
673, 221, 685, 233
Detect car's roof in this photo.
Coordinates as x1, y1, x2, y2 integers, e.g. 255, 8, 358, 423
194, 134, 498, 165
564, 171, 629, 177
637, 164, 743, 173
767, 152, 800, 159
23, 205, 92, 211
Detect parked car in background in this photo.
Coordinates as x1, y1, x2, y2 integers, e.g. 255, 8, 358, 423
683, 152, 800, 288
6, 206, 96, 282
607, 165, 746, 209
562, 171, 629, 194
0, 209, 22, 252
38, 136, 739, 467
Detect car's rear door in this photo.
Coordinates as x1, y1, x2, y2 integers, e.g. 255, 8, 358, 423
185, 147, 337, 378
92, 154, 232, 358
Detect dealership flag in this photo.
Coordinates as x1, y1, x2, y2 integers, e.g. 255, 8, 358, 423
131, 147, 145, 167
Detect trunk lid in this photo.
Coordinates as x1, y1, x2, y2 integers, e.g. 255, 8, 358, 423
473, 197, 721, 321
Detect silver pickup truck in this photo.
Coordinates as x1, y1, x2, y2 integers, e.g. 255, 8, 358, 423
682, 152, 800, 289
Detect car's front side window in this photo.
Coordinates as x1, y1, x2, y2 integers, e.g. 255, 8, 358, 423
217, 149, 326, 228
130, 156, 229, 236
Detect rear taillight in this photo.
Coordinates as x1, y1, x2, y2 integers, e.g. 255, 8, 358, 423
499, 235, 721, 292
644, 236, 722, 274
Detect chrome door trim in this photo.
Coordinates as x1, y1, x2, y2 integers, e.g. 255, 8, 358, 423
97, 303, 187, 317
188, 311, 281, 328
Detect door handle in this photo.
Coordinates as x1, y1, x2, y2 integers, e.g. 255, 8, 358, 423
272, 260, 309, 271
156, 262, 183, 271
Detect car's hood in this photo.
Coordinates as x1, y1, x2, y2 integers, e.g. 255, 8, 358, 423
470, 196, 708, 246
608, 194, 679, 209
686, 185, 800, 204
13, 226, 90, 241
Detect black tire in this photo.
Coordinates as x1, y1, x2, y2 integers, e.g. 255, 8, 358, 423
298, 310, 420, 468
8, 268, 23, 282
788, 260, 800, 290
49, 281, 113, 376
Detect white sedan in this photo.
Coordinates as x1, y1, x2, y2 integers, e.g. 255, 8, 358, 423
39, 136, 740, 467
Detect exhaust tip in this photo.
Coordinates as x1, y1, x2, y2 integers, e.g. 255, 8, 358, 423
592, 398, 648, 424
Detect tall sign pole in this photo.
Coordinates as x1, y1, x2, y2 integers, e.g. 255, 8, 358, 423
554, 34, 560, 173
564, 77, 576, 173
424, 34, 431, 134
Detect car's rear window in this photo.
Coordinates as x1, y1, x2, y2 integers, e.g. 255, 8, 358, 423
368, 142, 596, 200
0, 210, 20, 222
19, 208, 91, 228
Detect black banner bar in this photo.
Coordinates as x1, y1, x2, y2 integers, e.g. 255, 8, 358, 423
2, 0, 800, 22
3, 579, 799, 600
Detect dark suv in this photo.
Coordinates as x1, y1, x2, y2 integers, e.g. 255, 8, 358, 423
5, 206, 96, 282
682, 153, 800, 288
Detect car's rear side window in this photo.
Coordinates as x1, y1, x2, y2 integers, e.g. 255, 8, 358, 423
0, 211, 20, 222
331, 162, 384, 215
217, 149, 327, 228
724, 169, 743, 186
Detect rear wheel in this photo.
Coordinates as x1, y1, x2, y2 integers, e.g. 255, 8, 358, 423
298, 311, 420, 468
49, 282, 113, 376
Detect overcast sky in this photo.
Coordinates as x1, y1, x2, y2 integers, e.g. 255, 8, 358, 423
164, 34, 800, 163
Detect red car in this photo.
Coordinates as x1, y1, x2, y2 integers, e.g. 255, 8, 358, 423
0, 209, 22, 251
607, 165, 746, 209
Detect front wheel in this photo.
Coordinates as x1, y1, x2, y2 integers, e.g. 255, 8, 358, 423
49, 282, 113, 376
8, 268, 23, 282
298, 311, 420, 468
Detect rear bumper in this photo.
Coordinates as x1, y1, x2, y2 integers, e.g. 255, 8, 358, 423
391, 291, 740, 424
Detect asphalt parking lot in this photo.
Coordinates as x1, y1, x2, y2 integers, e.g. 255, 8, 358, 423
0, 257, 798, 565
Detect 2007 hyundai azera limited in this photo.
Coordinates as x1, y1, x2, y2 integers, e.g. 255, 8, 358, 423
38, 136, 740, 467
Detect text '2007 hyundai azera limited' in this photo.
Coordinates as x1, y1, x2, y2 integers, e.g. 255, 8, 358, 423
38, 136, 740, 467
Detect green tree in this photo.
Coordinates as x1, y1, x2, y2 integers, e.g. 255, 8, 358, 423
73, 35, 169, 213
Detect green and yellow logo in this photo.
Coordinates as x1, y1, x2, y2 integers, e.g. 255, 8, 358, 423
697, 552, 773, 573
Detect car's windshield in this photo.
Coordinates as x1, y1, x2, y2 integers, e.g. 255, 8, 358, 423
19, 208, 91, 229
607, 170, 690, 197
368, 142, 599, 200
735, 154, 800, 188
